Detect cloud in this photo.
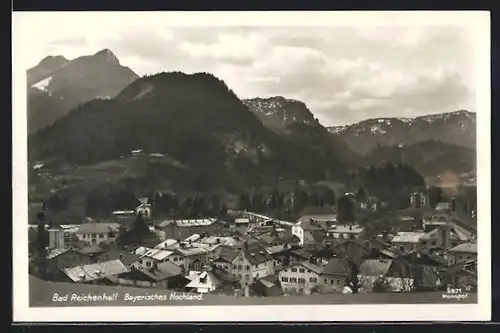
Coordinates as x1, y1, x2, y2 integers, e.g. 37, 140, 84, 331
20, 19, 475, 126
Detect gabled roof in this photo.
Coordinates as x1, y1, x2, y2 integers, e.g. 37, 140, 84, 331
46, 248, 72, 260
242, 246, 274, 265
77, 222, 120, 234
448, 242, 477, 253
213, 249, 239, 263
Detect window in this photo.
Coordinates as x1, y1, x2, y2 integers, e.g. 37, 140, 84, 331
431, 241, 437, 246
139, 260, 143, 264
298, 278, 305, 283
458, 255, 463, 261
310, 277, 317, 283
336, 279, 341, 284
290, 278, 297, 283
299, 268, 305, 273
255, 273, 259, 279
291, 268, 297, 272
330, 280, 334, 284
466, 256, 471, 260
233, 265, 236, 269
245, 265, 250, 271
324, 279, 327, 284
281, 277, 289, 282
238, 265, 242, 270
174, 257, 178, 262
245, 275, 250, 281
146, 262, 151, 267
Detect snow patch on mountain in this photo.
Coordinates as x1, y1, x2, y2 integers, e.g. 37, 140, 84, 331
32, 76, 52, 91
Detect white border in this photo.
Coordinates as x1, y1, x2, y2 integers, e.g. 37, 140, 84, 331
12, 11, 491, 322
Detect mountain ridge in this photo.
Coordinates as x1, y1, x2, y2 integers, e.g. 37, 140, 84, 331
27, 49, 139, 134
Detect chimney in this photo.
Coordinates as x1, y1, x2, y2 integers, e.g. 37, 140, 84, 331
451, 198, 456, 212
349, 225, 353, 230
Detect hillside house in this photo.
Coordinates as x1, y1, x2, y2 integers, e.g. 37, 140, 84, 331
61, 259, 130, 285
135, 203, 152, 218
410, 192, 429, 209
76, 222, 120, 245
117, 261, 187, 289
447, 242, 477, 265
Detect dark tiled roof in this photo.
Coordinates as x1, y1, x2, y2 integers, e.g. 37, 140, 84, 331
243, 246, 273, 265
138, 261, 183, 281
214, 249, 239, 263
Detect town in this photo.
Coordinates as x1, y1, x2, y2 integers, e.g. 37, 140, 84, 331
28, 160, 478, 300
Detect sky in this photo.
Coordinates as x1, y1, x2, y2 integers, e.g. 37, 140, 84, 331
16, 13, 478, 126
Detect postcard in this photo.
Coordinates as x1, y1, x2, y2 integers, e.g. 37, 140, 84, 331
12, 10, 491, 322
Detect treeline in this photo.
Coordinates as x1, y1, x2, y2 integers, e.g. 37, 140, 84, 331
151, 192, 228, 219
354, 163, 425, 209
237, 187, 337, 216
85, 188, 140, 217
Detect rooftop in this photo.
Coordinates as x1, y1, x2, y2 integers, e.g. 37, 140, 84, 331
158, 218, 217, 228
391, 232, 425, 244
328, 224, 364, 234
63, 259, 130, 282
77, 222, 120, 235
448, 242, 477, 254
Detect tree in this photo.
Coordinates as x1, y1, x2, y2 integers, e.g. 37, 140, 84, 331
347, 259, 361, 294
338, 194, 356, 222
34, 211, 48, 278
356, 187, 367, 203
428, 186, 444, 209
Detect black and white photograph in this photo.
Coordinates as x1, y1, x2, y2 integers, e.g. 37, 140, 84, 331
12, 11, 491, 322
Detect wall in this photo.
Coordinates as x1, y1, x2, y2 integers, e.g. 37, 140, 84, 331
278, 264, 322, 295
77, 232, 113, 245
448, 251, 477, 265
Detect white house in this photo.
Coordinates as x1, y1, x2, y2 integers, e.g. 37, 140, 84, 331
76, 223, 120, 245
136, 203, 152, 218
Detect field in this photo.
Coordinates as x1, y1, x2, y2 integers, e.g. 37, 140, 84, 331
28, 155, 186, 223
29, 276, 477, 307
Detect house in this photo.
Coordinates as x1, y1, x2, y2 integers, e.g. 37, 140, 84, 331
410, 192, 429, 209
131, 247, 188, 271
250, 274, 283, 297
419, 223, 472, 250
327, 224, 365, 240
74, 244, 105, 262
447, 242, 477, 265
390, 231, 426, 252
135, 203, 152, 218
45, 248, 92, 277
234, 218, 250, 227
131, 149, 143, 157
440, 260, 477, 291
185, 266, 238, 294
230, 244, 275, 287
398, 249, 449, 268
157, 218, 224, 240
358, 259, 414, 292
175, 243, 222, 271
278, 257, 349, 295
255, 229, 300, 247
213, 249, 239, 272
117, 261, 188, 289
61, 259, 130, 285
154, 238, 179, 249
76, 223, 120, 245
292, 218, 327, 249
435, 202, 452, 213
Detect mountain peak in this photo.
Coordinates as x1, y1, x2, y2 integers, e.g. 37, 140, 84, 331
37, 55, 69, 68
93, 48, 120, 64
